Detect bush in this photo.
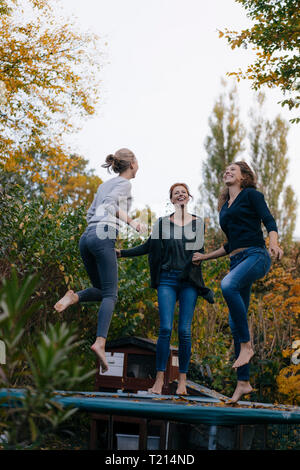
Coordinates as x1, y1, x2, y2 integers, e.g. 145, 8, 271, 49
0, 269, 95, 449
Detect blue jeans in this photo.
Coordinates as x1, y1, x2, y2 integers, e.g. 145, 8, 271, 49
221, 246, 271, 381
156, 269, 198, 374
76, 224, 118, 338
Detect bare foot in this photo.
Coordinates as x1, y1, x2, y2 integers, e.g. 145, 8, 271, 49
148, 374, 165, 395
229, 381, 253, 403
176, 383, 187, 395
54, 290, 79, 312
176, 373, 187, 395
91, 343, 108, 373
148, 382, 164, 394
233, 344, 254, 369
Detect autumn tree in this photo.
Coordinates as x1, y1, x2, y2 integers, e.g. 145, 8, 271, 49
220, 0, 300, 122
0, 0, 102, 196
199, 82, 246, 228
249, 93, 298, 246
0, 152, 102, 208
0, 0, 12, 14
58, 156, 102, 208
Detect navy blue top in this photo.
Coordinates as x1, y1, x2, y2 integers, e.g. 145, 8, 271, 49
219, 187, 278, 255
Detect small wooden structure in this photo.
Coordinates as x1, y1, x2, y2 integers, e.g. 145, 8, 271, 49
95, 336, 179, 395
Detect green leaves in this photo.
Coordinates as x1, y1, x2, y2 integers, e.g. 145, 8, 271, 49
0, 269, 95, 449
0, 184, 89, 335
0, 267, 42, 385
26, 322, 95, 392
221, 0, 300, 120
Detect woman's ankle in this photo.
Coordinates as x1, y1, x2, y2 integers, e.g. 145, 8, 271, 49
94, 336, 106, 349
155, 371, 165, 381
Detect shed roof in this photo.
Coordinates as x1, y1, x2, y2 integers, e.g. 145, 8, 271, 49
106, 336, 178, 352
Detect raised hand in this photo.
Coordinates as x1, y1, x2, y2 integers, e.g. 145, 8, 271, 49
130, 220, 148, 234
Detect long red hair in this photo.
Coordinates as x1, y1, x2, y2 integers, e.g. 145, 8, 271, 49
169, 182, 193, 200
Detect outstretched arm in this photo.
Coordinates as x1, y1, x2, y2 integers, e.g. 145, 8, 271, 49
117, 237, 151, 258
192, 245, 227, 265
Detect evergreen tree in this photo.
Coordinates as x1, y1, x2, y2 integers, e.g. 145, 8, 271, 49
249, 94, 298, 247
199, 82, 246, 228
200, 86, 297, 247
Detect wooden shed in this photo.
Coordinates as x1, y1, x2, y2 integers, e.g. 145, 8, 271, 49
95, 336, 179, 395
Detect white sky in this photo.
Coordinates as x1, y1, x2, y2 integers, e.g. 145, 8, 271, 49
61, 0, 300, 238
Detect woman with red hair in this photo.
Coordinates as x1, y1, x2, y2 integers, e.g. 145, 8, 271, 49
117, 183, 214, 395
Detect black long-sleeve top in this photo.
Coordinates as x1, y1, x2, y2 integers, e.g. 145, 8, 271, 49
219, 187, 278, 255
119, 215, 212, 298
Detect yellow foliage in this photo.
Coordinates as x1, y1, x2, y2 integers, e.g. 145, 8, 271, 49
282, 349, 292, 358
276, 364, 300, 405
0, 0, 101, 192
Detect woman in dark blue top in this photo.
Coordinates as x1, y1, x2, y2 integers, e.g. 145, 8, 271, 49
192, 161, 283, 402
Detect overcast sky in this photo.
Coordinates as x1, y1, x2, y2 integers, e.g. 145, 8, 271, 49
61, 0, 300, 238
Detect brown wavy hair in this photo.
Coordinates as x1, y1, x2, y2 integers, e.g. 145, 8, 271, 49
169, 182, 193, 201
217, 161, 257, 211
101, 148, 136, 174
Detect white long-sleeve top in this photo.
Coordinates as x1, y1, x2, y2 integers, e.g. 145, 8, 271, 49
86, 176, 132, 230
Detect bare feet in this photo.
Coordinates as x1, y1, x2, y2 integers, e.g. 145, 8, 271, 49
229, 381, 253, 403
54, 290, 79, 312
91, 340, 108, 374
232, 342, 254, 369
148, 372, 164, 394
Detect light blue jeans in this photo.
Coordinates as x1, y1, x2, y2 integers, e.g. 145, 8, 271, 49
221, 246, 271, 380
156, 269, 198, 374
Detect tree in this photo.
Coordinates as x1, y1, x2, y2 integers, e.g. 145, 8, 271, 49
249, 93, 298, 246
58, 156, 103, 208
199, 82, 246, 227
0, 153, 102, 207
0, 0, 102, 192
200, 84, 297, 246
220, 0, 300, 122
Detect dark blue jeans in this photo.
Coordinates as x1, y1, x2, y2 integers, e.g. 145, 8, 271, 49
221, 246, 271, 380
76, 224, 118, 338
156, 269, 198, 374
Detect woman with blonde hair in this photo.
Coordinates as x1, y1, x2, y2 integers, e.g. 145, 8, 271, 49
54, 148, 145, 373
117, 182, 214, 395
192, 161, 283, 402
